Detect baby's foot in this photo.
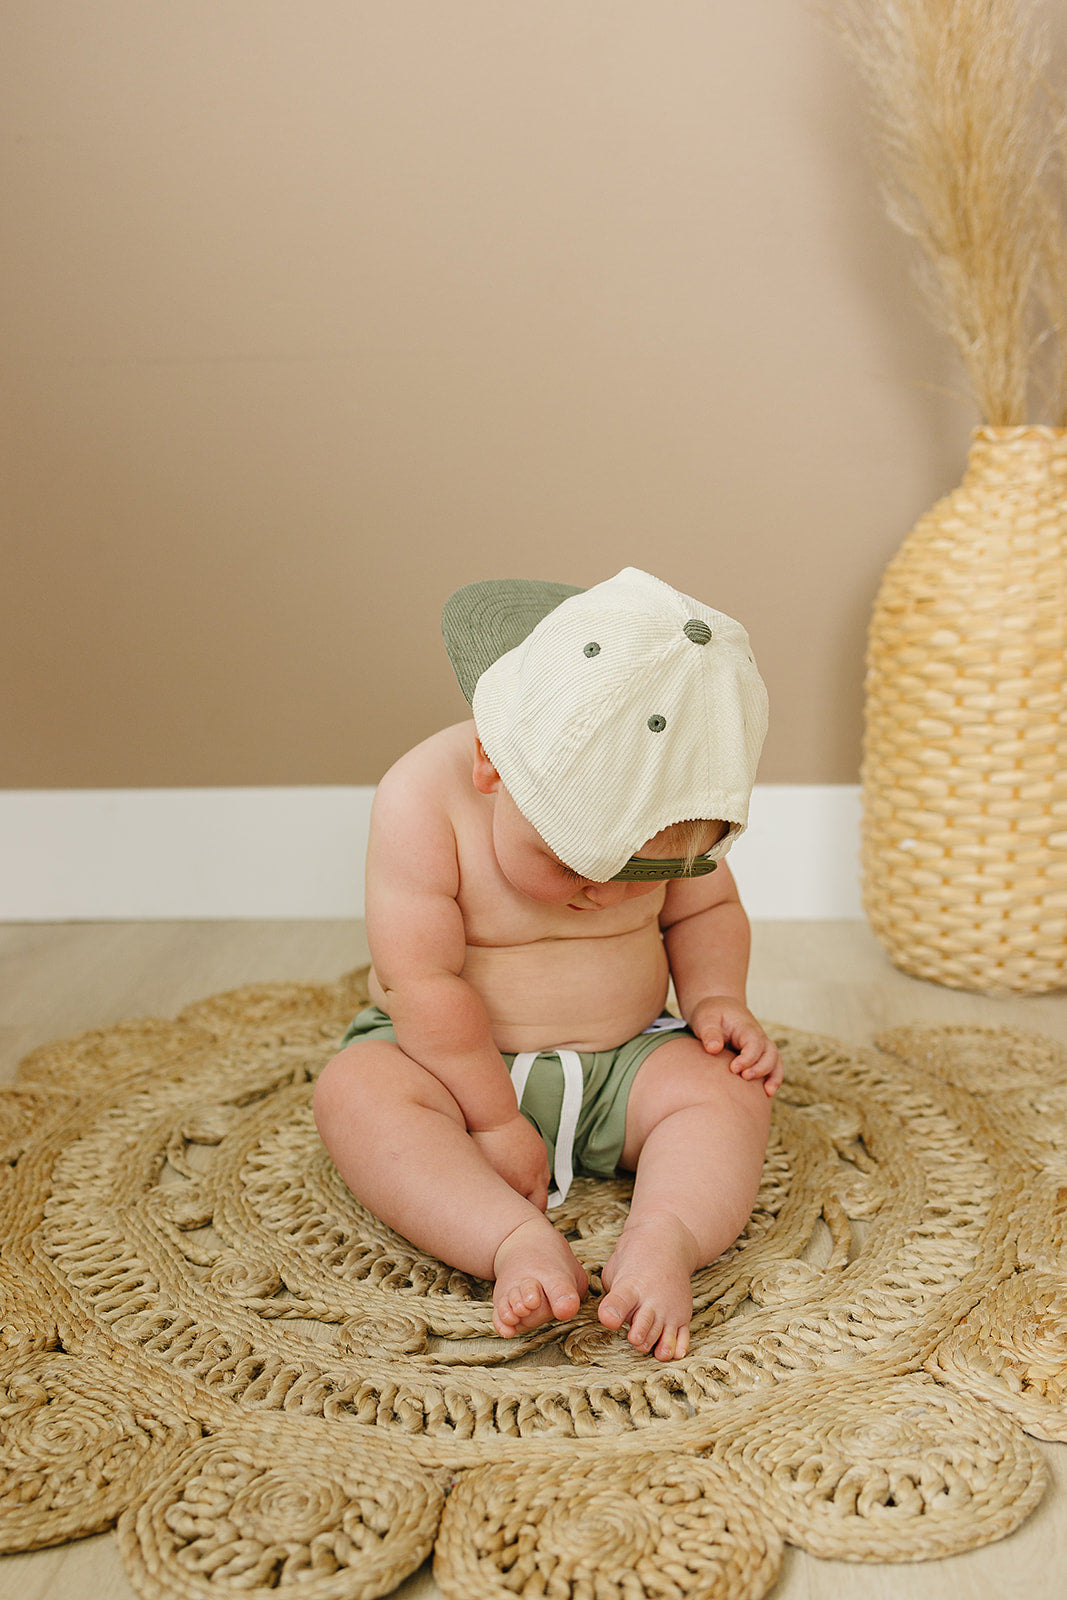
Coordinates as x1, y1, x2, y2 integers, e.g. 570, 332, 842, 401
598, 1210, 701, 1361
492, 1216, 588, 1338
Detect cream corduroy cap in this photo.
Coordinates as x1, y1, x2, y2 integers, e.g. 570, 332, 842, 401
443, 567, 768, 883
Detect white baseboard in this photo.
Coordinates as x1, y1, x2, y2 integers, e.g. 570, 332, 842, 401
0, 788, 375, 921
0, 784, 862, 921
728, 786, 863, 920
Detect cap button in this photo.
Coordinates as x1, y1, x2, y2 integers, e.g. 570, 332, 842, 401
684, 619, 712, 645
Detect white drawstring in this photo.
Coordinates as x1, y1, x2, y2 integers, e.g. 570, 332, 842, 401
509, 1048, 584, 1205
508, 1020, 685, 1205
640, 1015, 688, 1035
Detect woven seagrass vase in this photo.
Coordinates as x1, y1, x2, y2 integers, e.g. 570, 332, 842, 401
861, 425, 1067, 993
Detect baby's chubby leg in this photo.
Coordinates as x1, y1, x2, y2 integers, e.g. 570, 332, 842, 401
312, 1040, 587, 1336
599, 1037, 772, 1361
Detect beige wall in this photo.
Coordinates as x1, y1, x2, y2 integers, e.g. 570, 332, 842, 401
2, 2, 979, 790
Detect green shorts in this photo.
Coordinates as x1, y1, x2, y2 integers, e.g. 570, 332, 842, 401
339, 1004, 695, 1198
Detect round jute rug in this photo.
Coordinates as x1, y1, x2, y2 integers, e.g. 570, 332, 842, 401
2, 970, 1065, 1600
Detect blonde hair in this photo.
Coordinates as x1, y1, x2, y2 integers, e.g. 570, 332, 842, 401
650, 818, 730, 868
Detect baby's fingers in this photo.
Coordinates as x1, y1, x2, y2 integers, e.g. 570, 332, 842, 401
730, 1029, 767, 1072
740, 1044, 783, 1090
763, 1057, 785, 1097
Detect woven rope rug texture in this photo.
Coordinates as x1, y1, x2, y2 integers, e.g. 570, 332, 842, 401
1, 969, 1065, 1600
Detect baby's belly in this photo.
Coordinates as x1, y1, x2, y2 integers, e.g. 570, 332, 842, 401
461, 925, 671, 1053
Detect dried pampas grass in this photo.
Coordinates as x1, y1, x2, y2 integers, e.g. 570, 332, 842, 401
827, 0, 1067, 424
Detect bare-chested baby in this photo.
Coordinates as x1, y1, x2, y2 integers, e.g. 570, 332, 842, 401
313, 568, 782, 1362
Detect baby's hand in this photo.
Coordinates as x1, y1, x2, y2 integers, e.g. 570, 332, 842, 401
471, 1114, 552, 1211
689, 996, 783, 1097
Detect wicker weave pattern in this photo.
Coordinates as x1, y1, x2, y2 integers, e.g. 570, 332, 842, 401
1, 972, 1065, 1597
862, 425, 1067, 993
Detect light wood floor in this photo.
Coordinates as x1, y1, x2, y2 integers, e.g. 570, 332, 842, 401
1, 918, 1065, 1600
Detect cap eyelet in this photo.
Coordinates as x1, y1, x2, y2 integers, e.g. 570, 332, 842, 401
583, 641, 600, 657
647, 714, 666, 733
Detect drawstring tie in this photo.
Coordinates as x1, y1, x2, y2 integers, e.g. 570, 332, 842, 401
509, 1049, 583, 1206
508, 1017, 687, 1205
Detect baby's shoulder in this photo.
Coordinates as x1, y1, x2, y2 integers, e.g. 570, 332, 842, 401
371, 722, 476, 837
366, 725, 479, 899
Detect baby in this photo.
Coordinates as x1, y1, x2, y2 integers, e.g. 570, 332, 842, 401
314, 567, 781, 1361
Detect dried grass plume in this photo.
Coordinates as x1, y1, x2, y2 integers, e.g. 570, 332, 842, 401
826, 0, 1067, 424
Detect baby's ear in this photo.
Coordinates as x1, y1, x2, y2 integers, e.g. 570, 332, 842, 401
472, 739, 502, 795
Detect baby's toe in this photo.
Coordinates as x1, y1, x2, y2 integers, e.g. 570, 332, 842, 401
597, 1286, 637, 1332
598, 1298, 624, 1330
652, 1323, 689, 1362
515, 1279, 545, 1312
493, 1281, 538, 1335
492, 1301, 518, 1336
627, 1305, 663, 1354
513, 1283, 549, 1323
547, 1279, 582, 1321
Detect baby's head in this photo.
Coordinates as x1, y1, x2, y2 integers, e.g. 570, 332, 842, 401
470, 741, 731, 906
443, 567, 768, 887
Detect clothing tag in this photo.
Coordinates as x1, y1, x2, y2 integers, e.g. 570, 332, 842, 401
640, 1015, 689, 1034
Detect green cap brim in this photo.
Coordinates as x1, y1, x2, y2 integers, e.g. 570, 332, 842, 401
609, 855, 719, 882
442, 578, 583, 704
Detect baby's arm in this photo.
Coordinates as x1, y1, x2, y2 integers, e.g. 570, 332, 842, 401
365, 764, 551, 1206
660, 862, 782, 1096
